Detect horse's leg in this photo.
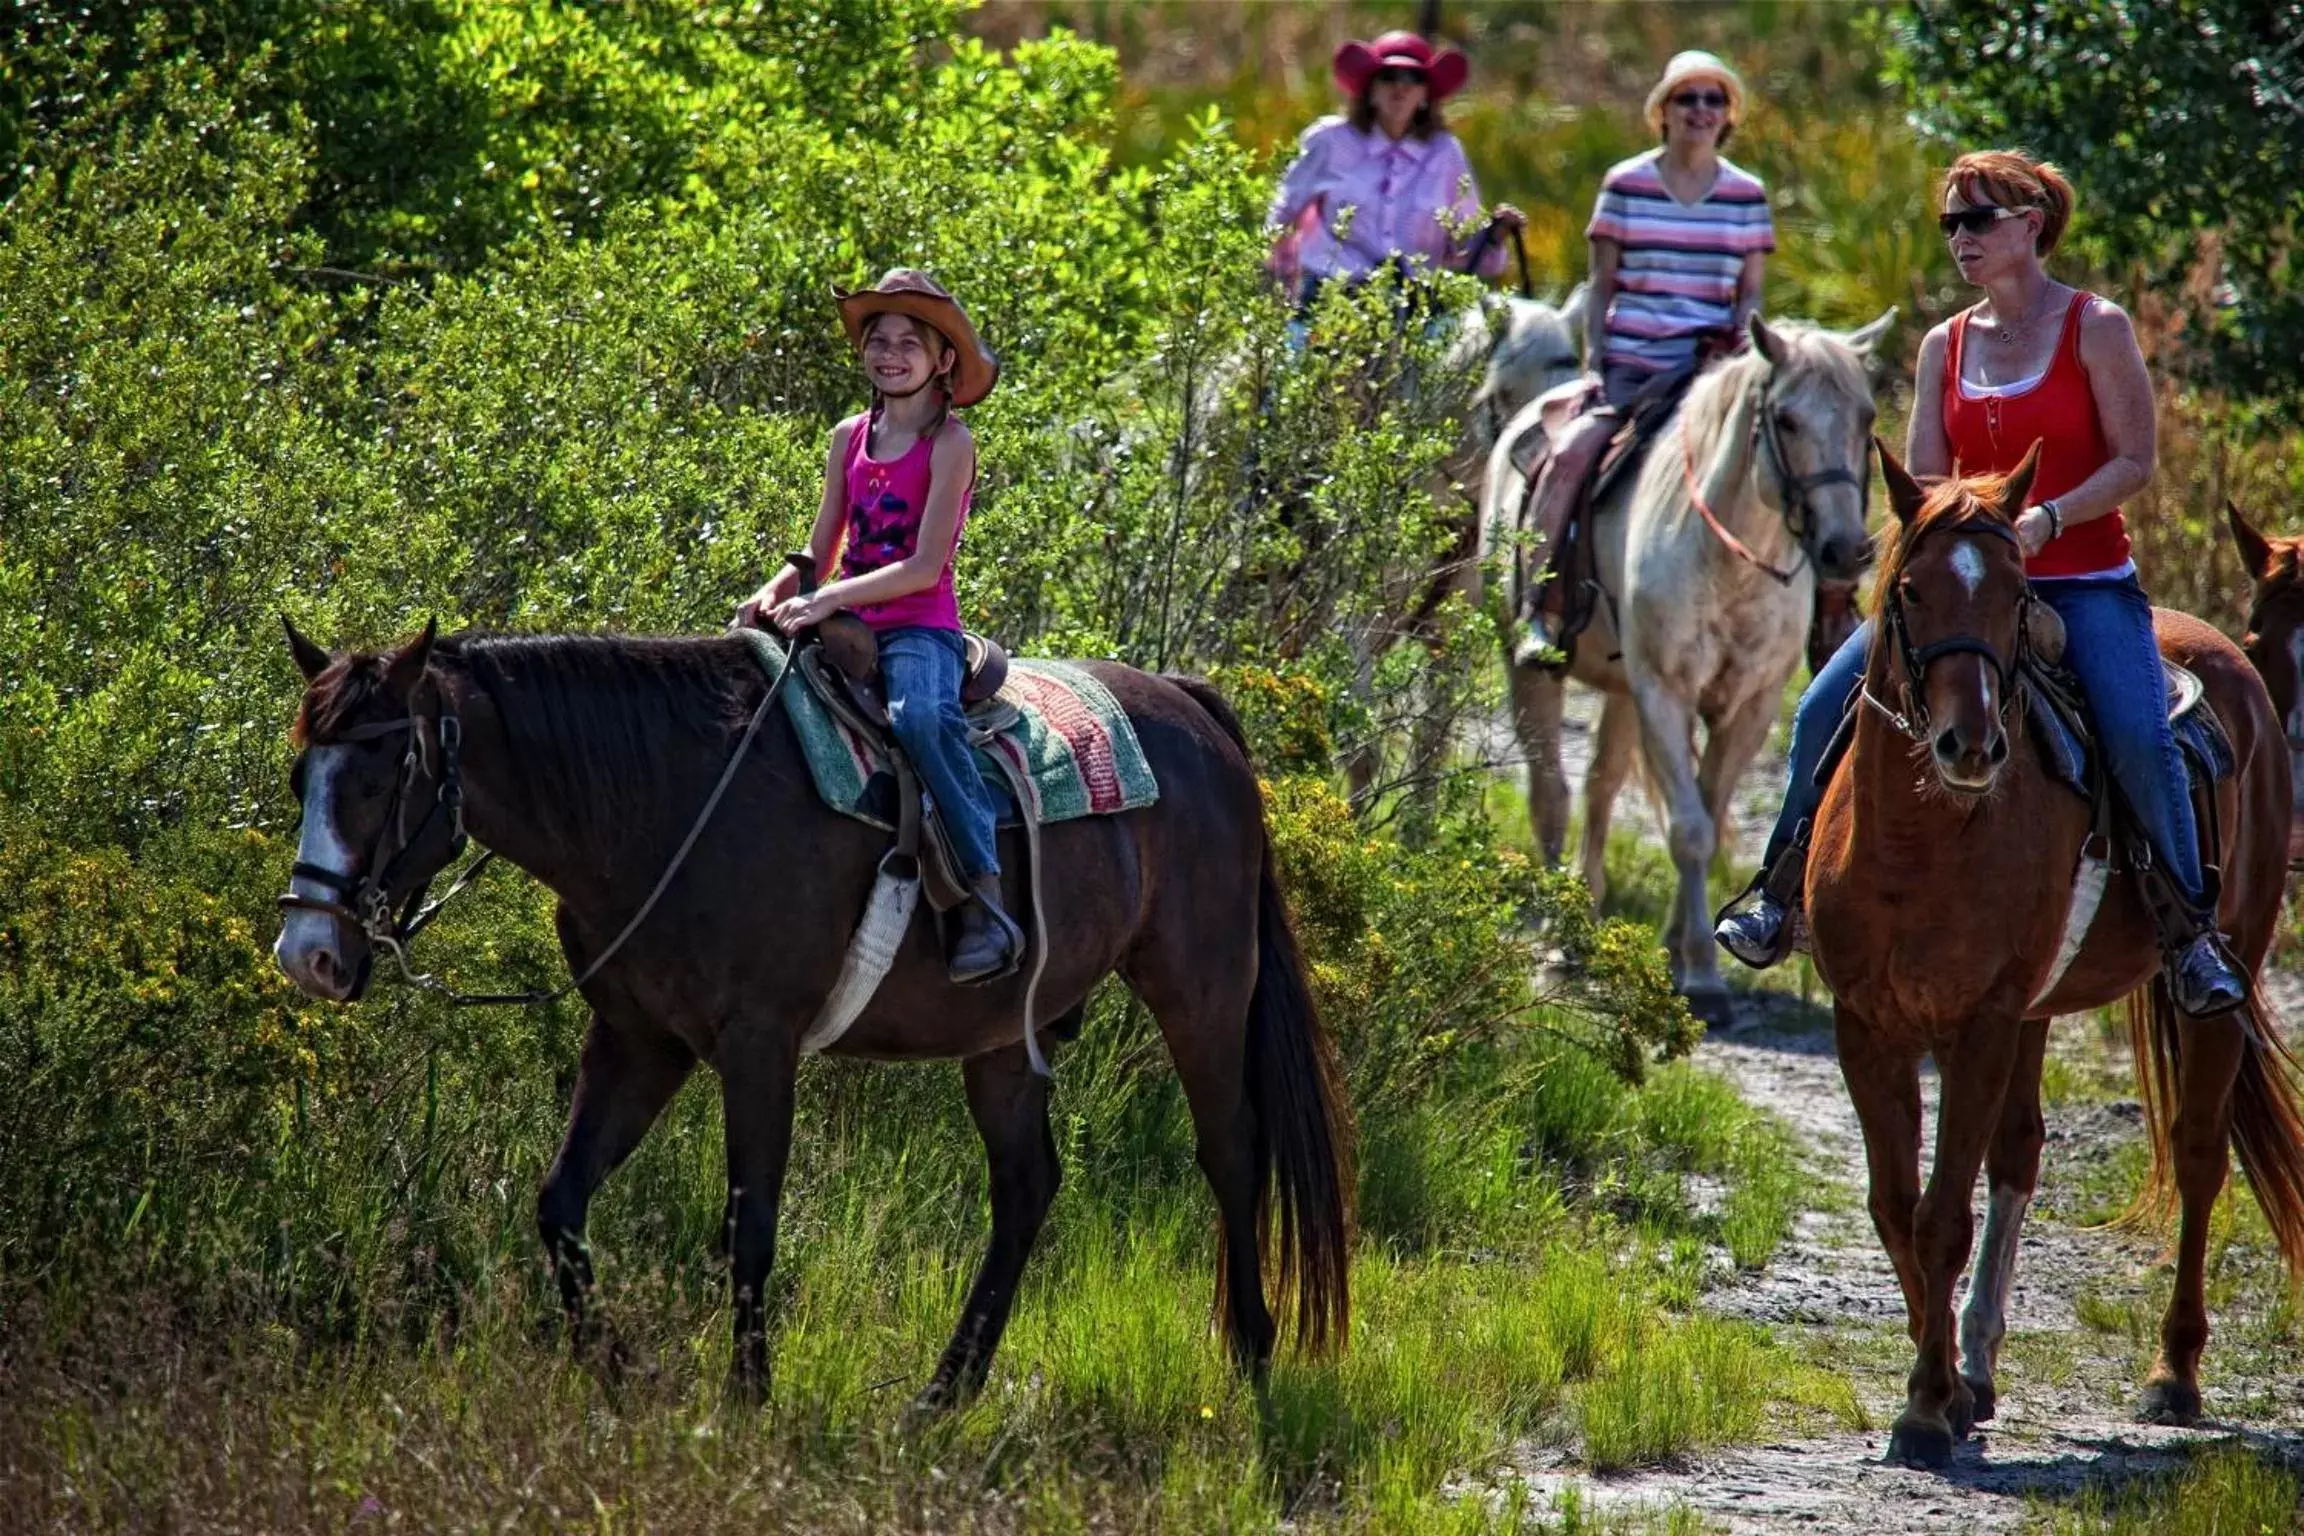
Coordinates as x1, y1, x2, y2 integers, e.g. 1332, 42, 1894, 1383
1510, 662, 1571, 867
718, 1026, 800, 1406
1576, 691, 1640, 916
1697, 689, 1780, 897
2142, 1006, 2246, 1425
1129, 949, 1277, 1378
536, 1010, 696, 1354
1629, 679, 1729, 1021
1836, 1013, 1927, 1339
1895, 1019, 2023, 1467
911, 1032, 1067, 1417
1958, 1017, 2049, 1425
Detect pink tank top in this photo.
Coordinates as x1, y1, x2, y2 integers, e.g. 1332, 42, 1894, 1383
838, 408, 969, 632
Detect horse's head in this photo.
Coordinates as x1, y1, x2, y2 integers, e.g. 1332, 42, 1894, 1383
1875, 441, 2042, 794
1470, 288, 1588, 441
2231, 502, 2304, 740
1748, 309, 1897, 584
274, 616, 462, 1002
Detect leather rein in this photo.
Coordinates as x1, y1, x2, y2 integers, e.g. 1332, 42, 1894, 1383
1863, 516, 2034, 742
278, 647, 792, 1007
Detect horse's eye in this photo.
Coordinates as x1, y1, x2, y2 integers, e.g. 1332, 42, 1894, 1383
1775, 411, 1799, 435
289, 755, 308, 801
1899, 577, 1922, 607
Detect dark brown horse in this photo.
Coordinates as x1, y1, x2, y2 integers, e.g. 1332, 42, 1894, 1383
1808, 447, 2304, 1468
271, 622, 1352, 1409
2225, 503, 2304, 864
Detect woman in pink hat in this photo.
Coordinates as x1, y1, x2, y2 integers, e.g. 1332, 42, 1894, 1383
1266, 29, 1524, 311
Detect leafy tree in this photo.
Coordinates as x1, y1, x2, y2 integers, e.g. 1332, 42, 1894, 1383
1884, 0, 2304, 411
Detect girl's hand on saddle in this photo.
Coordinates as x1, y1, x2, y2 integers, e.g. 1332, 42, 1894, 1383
770, 589, 840, 633
2014, 505, 2055, 558
732, 565, 801, 630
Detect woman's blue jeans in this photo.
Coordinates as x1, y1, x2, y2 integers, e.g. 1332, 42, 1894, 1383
880, 626, 1001, 881
1764, 573, 2207, 905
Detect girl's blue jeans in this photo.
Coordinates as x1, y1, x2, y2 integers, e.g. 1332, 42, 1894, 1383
880, 626, 1001, 881
1764, 572, 2207, 905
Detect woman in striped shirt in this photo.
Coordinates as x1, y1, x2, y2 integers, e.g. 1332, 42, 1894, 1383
1586, 51, 1775, 406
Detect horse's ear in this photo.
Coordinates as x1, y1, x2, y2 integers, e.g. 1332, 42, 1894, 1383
383, 618, 437, 703
1748, 313, 1789, 366
1559, 281, 1588, 333
1844, 306, 1898, 357
2228, 500, 2278, 583
1877, 436, 1927, 526
283, 614, 333, 682
2000, 440, 2045, 518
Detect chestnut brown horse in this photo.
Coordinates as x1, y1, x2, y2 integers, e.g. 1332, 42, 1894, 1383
2226, 503, 2304, 863
1808, 448, 2304, 1468
270, 622, 1352, 1410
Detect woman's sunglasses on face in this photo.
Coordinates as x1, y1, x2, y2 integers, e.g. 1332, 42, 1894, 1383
1671, 90, 1730, 110
1373, 66, 1427, 86
1939, 205, 2028, 237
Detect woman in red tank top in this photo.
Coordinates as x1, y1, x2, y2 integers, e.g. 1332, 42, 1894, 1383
1715, 150, 2245, 1016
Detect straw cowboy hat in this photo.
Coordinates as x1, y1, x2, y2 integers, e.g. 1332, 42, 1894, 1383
1331, 30, 1470, 103
832, 268, 999, 408
1644, 50, 1747, 133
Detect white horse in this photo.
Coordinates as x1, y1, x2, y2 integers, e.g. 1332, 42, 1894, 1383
1482, 312, 1893, 1020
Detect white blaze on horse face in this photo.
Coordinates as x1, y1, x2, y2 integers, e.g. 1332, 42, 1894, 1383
1949, 539, 1988, 598
275, 746, 355, 980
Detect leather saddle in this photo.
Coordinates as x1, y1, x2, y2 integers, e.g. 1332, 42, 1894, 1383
1510, 369, 1694, 664
813, 611, 1011, 728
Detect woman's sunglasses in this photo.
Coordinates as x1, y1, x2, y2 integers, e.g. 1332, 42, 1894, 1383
1938, 206, 2028, 237
1373, 66, 1428, 86
1671, 90, 1730, 110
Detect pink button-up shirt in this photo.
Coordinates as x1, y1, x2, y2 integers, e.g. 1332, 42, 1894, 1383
1266, 116, 1506, 286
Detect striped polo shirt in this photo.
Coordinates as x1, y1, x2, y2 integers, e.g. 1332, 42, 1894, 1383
1586, 150, 1776, 375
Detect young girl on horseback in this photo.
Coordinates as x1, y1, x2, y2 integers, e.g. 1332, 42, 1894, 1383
1715, 151, 2248, 1017
735, 269, 1022, 984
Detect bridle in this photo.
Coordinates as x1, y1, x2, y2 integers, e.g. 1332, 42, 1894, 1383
1865, 516, 2034, 742
278, 709, 472, 968
1685, 369, 1872, 586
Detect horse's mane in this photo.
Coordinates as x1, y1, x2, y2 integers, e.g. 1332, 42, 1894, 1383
1672, 322, 1871, 455
299, 632, 755, 839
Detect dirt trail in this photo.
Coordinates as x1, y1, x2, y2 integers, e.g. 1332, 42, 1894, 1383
1479, 691, 2304, 1532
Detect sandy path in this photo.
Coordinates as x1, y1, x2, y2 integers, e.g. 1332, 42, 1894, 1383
1475, 686, 2304, 1532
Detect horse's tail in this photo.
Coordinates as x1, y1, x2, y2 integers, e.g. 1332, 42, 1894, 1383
1167, 673, 1356, 1357
2125, 977, 2304, 1277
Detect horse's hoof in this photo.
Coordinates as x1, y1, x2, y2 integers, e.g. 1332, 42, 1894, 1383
1947, 1385, 1978, 1439
2139, 1377, 2202, 1426
1885, 1414, 1955, 1469
903, 1382, 957, 1427
1961, 1374, 1997, 1426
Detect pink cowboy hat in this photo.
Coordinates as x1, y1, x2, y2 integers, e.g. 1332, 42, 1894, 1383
1332, 30, 1470, 103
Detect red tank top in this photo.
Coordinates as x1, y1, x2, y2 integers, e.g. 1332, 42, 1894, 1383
1942, 290, 2129, 578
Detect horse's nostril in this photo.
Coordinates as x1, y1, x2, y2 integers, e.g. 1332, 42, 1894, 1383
1933, 728, 1961, 762
1986, 732, 2009, 765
